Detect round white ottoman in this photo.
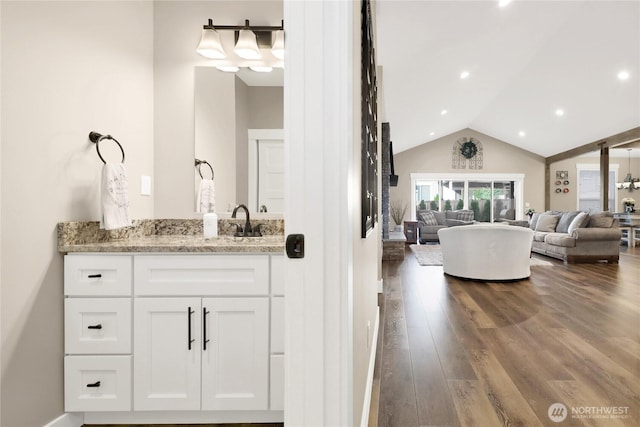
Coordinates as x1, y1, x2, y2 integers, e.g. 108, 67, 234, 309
437, 223, 534, 281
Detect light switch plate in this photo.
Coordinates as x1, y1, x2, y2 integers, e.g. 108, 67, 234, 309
141, 175, 151, 196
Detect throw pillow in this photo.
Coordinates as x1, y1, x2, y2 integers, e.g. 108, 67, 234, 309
556, 211, 580, 233
433, 211, 447, 225
456, 210, 474, 222
535, 214, 560, 232
445, 210, 458, 220
587, 211, 614, 228
419, 211, 438, 226
529, 212, 542, 230
567, 211, 589, 235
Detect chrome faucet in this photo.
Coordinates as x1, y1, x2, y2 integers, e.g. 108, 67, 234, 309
231, 204, 262, 237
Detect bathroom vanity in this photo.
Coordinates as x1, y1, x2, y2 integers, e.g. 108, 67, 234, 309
58, 219, 285, 424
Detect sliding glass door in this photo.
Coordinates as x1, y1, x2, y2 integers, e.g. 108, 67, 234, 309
468, 181, 491, 222
411, 173, 525, 222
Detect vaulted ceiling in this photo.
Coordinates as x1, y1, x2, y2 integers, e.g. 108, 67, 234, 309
375, 0, 640, 158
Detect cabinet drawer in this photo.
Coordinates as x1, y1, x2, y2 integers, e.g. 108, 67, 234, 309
134, 255, 269, 296
65, 355, 131, 412
271, 255, 284, 296
65, 255, 132, 296
65, 298, 131, 354
271, 296, 284, 354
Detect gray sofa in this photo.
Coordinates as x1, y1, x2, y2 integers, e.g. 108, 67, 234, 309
529, 210, 621, 263
417, 209, 475, 242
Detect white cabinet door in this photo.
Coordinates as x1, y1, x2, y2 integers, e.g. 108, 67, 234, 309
201, 297, 269, 410
134, 298, 201, 411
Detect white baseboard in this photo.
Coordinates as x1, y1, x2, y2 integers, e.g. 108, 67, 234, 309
43, 413, 83, 427
377, 279, 383, 293
360, 307, 380, 427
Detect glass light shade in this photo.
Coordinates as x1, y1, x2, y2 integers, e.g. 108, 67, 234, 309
234, 29, 261, 59
272, 30, 285, 60
196, 29, 226, 59
250, 66, 273, 73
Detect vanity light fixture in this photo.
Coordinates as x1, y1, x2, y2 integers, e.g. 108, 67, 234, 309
196, 18, 284, 72
616, 149, 639, 191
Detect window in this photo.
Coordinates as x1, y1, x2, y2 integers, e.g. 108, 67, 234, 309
411, 173, 524, 222
576, 164, 618, 211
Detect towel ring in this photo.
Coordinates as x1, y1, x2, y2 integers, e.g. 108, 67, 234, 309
89, 131, 125, 164
195, 159, 214, 180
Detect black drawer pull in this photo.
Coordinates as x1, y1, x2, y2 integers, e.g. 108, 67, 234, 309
86, 381, 101, 388
87, 324, 103, 330
187, 307, 195, 350
203, 308, 210, 351
87, 274, 102, 279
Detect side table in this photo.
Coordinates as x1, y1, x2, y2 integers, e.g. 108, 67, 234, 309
404, 220, 418, 244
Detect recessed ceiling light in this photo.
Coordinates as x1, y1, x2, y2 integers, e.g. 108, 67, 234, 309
441, 109, 448, 115
555, 109, 565, 117
498, 0, 512, 8
519, 131, 526, 137
618, 70, 630, 80
429, 132, 435, 136
460, 71, 470, 79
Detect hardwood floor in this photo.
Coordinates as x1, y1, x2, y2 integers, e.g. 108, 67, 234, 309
370, 245, 640, 427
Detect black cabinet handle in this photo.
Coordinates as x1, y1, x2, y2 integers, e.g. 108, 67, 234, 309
87, 324, 103, 330
87, 274, 102, 279
86, 381, 101, 388
203, 307, 210, 351
187, 307, 195, 350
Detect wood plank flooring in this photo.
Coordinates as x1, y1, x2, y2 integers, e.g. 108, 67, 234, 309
370, 245, 640, 427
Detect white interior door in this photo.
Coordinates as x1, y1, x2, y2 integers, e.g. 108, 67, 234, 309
248, 129, 284, 213
257, 139, 284, 213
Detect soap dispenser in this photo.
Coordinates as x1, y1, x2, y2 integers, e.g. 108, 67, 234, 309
203, 212, 218, 238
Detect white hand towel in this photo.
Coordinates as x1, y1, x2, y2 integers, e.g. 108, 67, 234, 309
197, 179, 215, 213
100, 163, 132, 230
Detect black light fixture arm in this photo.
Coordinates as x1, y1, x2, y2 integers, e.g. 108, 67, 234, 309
202, 18, 283, 32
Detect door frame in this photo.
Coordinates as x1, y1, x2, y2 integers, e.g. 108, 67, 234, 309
248, 129, 284, 213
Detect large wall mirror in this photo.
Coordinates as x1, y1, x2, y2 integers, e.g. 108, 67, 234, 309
194, 67, 284, 214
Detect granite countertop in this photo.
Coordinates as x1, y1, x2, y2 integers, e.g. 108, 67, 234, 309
59, 234, 285, 253
58, 219, 285, 254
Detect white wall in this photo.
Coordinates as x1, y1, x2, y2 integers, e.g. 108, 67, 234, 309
0, 2, 154, 426
153, 1, 283, 218
352, 1, 381, 426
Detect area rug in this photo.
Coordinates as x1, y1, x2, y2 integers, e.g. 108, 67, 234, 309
410, 244, 554, 267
